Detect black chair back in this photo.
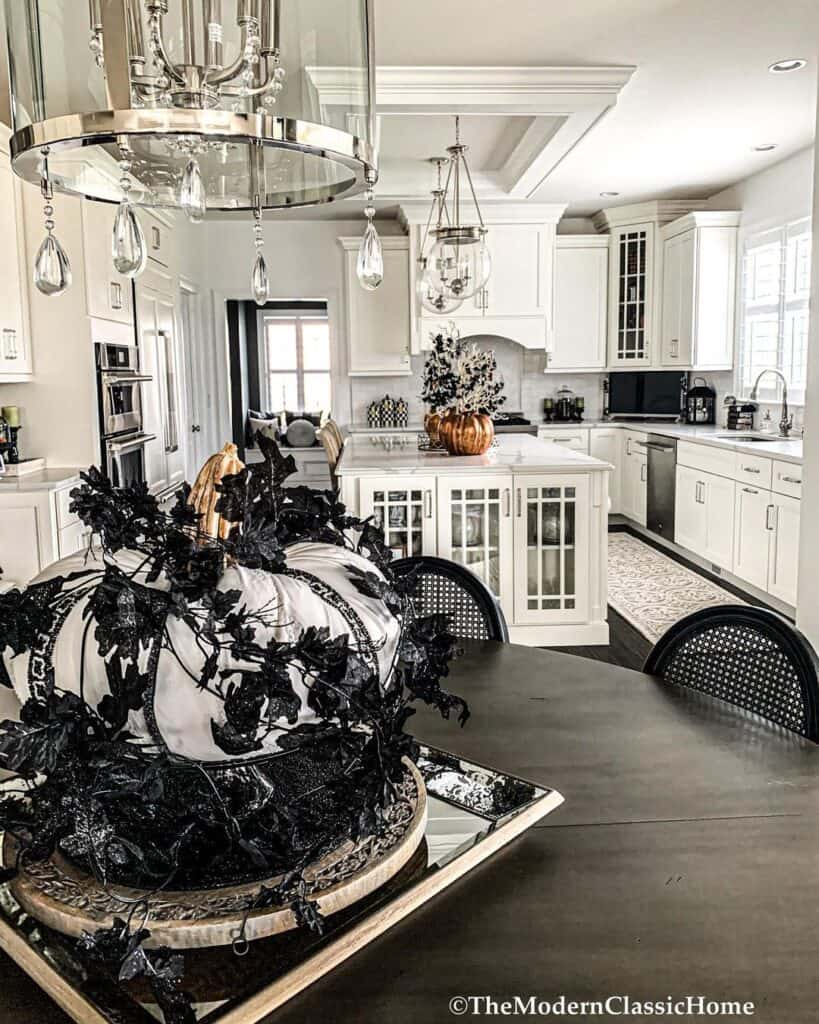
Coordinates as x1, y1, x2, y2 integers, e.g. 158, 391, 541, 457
644, 605, 819, 741
391, 556, 509, 643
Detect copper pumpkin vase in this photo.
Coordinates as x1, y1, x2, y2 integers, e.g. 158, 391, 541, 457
440, 412, 495, 456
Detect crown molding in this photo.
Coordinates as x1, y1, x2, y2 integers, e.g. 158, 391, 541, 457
555, 234, 610, 248
397, 201, 567, 229
306, 65, 635, 203
660, 210, 742, 238
592, 199, 711, 233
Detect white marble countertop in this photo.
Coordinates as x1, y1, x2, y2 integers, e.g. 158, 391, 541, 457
337, 433, 611, 476
537, 420, 804, 465
0, 468, 84, 492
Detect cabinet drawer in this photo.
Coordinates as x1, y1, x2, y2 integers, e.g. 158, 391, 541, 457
733, 452, 773, 489
54, 487, 79, 530
58, 521, 91, 560
538, 429, 589, 452
676, 440, 735, 479
771, 460, 803, 499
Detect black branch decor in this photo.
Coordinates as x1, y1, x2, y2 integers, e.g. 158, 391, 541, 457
0, 434, 468, 1023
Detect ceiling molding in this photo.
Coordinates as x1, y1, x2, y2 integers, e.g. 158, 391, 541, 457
375, 66, 636, 110
592, 199, 711, 233
307, 65, 636, 203
397, 201, 567, 229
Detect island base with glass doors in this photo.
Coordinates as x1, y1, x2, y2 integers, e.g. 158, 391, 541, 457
337, 434, 611, 646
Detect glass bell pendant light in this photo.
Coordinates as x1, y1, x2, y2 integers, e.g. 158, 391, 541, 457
251, 205, 270, 306
416, 159, 461, 314
180, 158, 206, 224
33, 169, 72, 297
357, 190, 383, 291
112, 160, 147, 278
417, 262, 462, 315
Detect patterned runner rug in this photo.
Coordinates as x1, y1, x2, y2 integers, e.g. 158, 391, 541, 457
608, 532, 743, 643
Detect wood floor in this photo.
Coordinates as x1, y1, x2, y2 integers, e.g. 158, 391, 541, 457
552, 607, 652, 671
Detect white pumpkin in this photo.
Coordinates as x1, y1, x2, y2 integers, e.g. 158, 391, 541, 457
7, 542, 401, 764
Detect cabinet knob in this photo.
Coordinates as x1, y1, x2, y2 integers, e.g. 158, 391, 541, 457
191, 424, 201, 433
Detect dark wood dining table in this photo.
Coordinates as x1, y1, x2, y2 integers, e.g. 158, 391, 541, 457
2, 641, 818, 1023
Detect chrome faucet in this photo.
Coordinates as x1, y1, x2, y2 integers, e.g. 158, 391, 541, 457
749, 369, 793, 437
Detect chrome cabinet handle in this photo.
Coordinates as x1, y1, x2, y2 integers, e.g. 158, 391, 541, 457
781, 475, 802, 485
503, 488, 511, 518
151, 225, 161, 251
2, 329, 18, 359
766, 504, 777, 531
110, 282, 123, 310
424, 490, 433, 518
640, 464, 647, 483
516, 488, 522, 517
742, 487, 759, 495
670, 339, 679, 358
742, 466, 761, 474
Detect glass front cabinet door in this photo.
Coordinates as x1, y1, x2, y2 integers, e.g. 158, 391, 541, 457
357, 476, 438, 558
609, 223, 654, 366
436, 476, 515, 611
512, 474, 590, 624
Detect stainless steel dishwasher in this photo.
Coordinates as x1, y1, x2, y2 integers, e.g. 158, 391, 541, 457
645, 434, 678, 540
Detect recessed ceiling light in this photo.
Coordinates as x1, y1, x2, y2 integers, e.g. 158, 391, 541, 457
753, 143, 778, 152
600, 191, 620, 197
769, 58, 807, 73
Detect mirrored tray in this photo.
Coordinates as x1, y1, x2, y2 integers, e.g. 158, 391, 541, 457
0, 746, 563, 1024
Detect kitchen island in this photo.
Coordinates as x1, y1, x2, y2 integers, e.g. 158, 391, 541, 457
338, 434, 611, 646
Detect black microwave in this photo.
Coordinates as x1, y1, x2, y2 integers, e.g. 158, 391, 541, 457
607, 371, 685, 419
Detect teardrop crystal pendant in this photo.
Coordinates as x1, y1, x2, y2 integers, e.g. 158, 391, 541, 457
357, 221, 384, 291
180, 158, 206, 224
34, 233, 72, 297
112, 201, 148, 278
252, 252, 270, 306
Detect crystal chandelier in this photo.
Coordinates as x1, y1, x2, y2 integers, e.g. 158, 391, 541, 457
421, 117, 491, 305
3, 1, 378, 299
356, 188, 383, 291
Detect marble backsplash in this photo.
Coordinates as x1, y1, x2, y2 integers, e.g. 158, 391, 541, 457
348, 339, 803, 433
348, 336, 606, 427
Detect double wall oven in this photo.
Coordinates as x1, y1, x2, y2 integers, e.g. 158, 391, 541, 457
97, 341, 155, 489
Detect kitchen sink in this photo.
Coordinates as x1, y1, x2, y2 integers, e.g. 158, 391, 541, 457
715, 434, 799, 443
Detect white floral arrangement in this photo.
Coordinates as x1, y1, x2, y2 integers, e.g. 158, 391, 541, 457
421, 324, 506, 416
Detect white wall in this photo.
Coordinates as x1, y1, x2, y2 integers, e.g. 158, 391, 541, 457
708, 147, 814, 232
203, 216, 405, 429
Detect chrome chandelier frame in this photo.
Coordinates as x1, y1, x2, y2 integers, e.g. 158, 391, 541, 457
8, 0, 378, 211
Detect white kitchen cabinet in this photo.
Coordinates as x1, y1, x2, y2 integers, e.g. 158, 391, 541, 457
659, 228, 695, 365
768, 494, 800, 606
137, 266, 186, 497
340, 237, 412, 377
537, 427, 589, 452
589, 429, 621, 514
607, 222, 655, 366
733, 483, 773, 592
0, 131, 32, 382
436, 475, 514, 612
406, 207, 563, 353
549, 236, 608, 370
660, 213, 739, 370
144, 210, 176, 270
674, 465, 735, 570
512, 473, 590, 624
621, 432, 647, 525
81, 200, 136, 326
473, 224, 549, 318
357, 476, 438, 558
0, 482, 84, 584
